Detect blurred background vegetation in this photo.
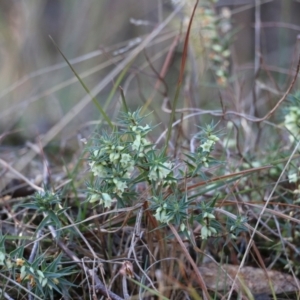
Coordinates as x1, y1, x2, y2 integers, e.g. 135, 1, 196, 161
1, 0, 300, 146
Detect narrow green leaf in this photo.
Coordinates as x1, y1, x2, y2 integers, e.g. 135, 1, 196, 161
49, 36, 114, 129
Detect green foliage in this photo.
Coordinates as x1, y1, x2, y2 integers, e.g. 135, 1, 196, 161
87, 109, 245, 241
0, 242, 75, 300
87, 109, 176, 207
20, 191, 67, 235
184, 122, 222, 177
3, 2, 300, 298
17, 254, 76, 299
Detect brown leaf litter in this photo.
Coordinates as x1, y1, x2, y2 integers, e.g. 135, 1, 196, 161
196, 262, 300, 296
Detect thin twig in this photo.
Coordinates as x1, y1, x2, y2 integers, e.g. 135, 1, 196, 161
0, 159, 43, 193
27, 230, 42, 300
158, 55, 300, 144
0, 288, 15, 300
168, 224, 210, 300
0, 273, 43, 300
128, 206, 157, 291
122, 275, 129, 300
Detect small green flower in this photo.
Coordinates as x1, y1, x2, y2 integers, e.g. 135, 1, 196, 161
148, 162, 172, 181
101, 193, 113, 207
89, 162, 108, 177
288, 173, 298, 183
88, 192, 113, 208
201, 225, 217, 239
89, 193, 99, 203
212, 44, 222, 52
180, 223, 186, 232
132, 134, 150, 153
109, 152, 120, 163
200, 140, 214, 152
154, 204, 172, 223
208, 134, 219, 142
203, 212, 215, 219
113, 178, 127, 195
131, 124, 151, 134
201, 157, 209, 168
132, 134, 142, 150
140, 124, 151, 131
120, 153, 132, 166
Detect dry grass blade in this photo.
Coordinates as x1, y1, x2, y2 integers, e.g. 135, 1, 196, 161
169, 223, 210, 300
185, 165, 272, 191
